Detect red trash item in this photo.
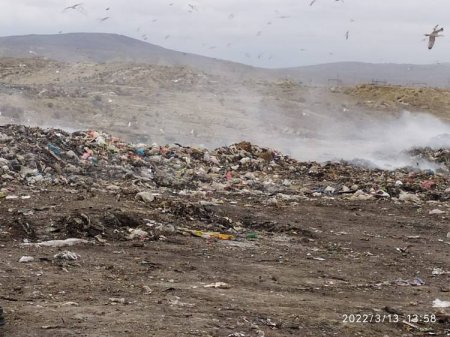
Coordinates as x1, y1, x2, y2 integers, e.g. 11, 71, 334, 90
225, 171, 233, 181
421, 180, 436, 190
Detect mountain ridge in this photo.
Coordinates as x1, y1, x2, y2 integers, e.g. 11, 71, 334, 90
1, 32, 449, 86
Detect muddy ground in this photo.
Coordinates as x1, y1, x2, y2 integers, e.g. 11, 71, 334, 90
0, 184, 449, 337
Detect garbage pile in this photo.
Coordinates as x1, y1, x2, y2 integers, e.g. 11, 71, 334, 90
0, 124, 449, 203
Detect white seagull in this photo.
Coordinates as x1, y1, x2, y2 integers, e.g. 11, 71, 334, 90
62, 3, 87, 15
425, 25, 444, 50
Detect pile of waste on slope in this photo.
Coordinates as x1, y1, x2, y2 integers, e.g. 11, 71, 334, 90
0, 124, 449, 203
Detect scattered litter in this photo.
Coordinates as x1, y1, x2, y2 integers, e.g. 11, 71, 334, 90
395, 277, 425, 286
307, 253, 325, 261
204, 282, 231, 289
62, 301, 79, 306
53, 251, 80, 261
432, 267, 449, 276
19, 256, 34, 263
432, 299, 450, 308
41, 325, 63, 330
184, 229, 235, 241
127, 228, 149, 240
109, 297, 127, 304
429, 208, 445, 215
142, 286, 153, 294
21, 238, 89, 248
246, 232, 258, 240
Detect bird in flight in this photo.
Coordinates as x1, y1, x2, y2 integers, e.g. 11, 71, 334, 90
98, 17, 110, 22
345, 30, 349, 40
188, 4, 198, 11
62, 3, 86, 15
425, 25, 444, 50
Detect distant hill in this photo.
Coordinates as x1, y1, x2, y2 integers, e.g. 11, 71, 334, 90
1, 33, 450, 87
0, 33, 262, 78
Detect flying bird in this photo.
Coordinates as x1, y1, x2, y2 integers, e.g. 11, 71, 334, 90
62, 3, 86, 15
98, 17, 110, 22
345, 30, 349, 40
425, 25, 444, 50
188, 4, 198, 11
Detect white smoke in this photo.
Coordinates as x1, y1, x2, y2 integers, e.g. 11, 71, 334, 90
268, 111, 450, 170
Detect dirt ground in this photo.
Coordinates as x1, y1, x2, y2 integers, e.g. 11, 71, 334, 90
0, 184, 449, 337
0, 57, 449, 337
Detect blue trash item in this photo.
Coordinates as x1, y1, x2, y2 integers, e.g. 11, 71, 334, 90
135, 148, 145, 157
47, 143, 61, 156
424, 169, 435, 176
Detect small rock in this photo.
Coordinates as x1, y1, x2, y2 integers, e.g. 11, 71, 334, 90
399, 191, 421, 203
135, 191, 156, 203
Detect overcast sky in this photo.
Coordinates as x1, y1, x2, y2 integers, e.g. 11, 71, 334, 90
0, 0, 449, 68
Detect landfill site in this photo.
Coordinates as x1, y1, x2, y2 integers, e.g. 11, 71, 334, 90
0, 42, 450, 337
